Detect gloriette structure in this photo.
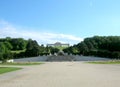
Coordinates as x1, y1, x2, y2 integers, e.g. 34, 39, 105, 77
47, 42, 69, 47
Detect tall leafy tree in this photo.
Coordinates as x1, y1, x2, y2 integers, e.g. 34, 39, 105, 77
26, 40, 40, 57
0, 42, 13, 63
10, 38, 27, 50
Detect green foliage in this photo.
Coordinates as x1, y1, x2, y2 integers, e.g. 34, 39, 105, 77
39, 44, 46, 54
0, 37, 60, 59
39, 46, 60, 55
11, 50, 26, 54
64, 36, 120, 59
50, 47, 59, 54
54, 46, 67, 51
63, 45, 79, 55
1, 36, 120, 59
0, 37, 27, 51
0, 37, 27, 60
4, 41, 13, 50
0, 42, 13, 62
25, 40, 40, 57
0, 42, 6, 53
10, 38, 27, 50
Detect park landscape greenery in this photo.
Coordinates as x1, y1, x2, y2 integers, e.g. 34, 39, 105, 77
0, 36, 120, 74
63, 36, 120, 59
0, 37, 59, 63
0, 36, 120, 63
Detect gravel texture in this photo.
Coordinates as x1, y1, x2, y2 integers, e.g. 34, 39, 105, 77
0, 62, 120, 87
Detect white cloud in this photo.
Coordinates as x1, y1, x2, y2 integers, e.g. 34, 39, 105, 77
0, 20, 83, 45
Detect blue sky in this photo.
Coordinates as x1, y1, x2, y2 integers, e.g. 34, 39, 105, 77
0, 0, 120, 45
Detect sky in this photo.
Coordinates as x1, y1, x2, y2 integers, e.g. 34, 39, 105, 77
0, 0, 120, 45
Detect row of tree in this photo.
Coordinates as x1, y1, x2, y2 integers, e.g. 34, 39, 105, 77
0, 37, 59, 62
63, 36, 120, 59
16, 39, 59, 58
0, 37, 28, 50
1, 36, 120, 62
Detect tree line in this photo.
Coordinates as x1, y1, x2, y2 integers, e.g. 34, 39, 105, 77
1, 36, 120, 62
63, 36, 120, 59
0, 37, 59, 63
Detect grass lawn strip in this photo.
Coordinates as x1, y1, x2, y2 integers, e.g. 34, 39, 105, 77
88, 60, 120, 64
0, 62, 43, 74
0, 62, 43, 66
0, 67, 22, 74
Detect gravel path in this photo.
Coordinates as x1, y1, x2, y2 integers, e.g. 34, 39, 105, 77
0, 62, 120, 87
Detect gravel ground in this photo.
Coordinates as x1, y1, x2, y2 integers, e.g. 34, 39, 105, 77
0, 62, 120, 87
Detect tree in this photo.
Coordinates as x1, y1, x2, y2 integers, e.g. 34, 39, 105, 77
25, 40, 40, 57
50, 47, 59, 54
4, 41, 13, 50
68, 36, 120, 58
18, 38, 27, 50
78, 42, 89, 55
0, 42, 13, 63
39, 44, 45, 54
10, 38, 27, 50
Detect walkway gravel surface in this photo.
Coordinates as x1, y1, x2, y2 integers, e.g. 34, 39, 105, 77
0, 62, 120, 87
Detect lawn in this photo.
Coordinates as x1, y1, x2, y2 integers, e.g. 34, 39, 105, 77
0, 62, 43, 66
88, 60, 120, 64
55, 46, 67, 51
0, 67, 22, 74
0, 62, 43, 74
11, 49, 26, 54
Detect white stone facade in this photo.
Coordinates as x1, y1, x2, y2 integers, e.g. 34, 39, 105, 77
47, 42, 69, 47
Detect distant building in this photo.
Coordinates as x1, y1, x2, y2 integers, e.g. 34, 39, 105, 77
47, 42, 69, 47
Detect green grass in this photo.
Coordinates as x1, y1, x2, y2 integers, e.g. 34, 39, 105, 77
0, 67, 22, 74
11, 49, 26, 54
0, 62, 43, 74
0, 62, 43, 66
88, 60, 120, 64
55, 46, 67, 51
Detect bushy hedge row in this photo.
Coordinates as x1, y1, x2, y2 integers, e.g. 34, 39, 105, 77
64, 36, 120, 59
84, 50, 120, 59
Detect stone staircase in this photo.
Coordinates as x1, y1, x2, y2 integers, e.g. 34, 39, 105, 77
46, 55, 75, 61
